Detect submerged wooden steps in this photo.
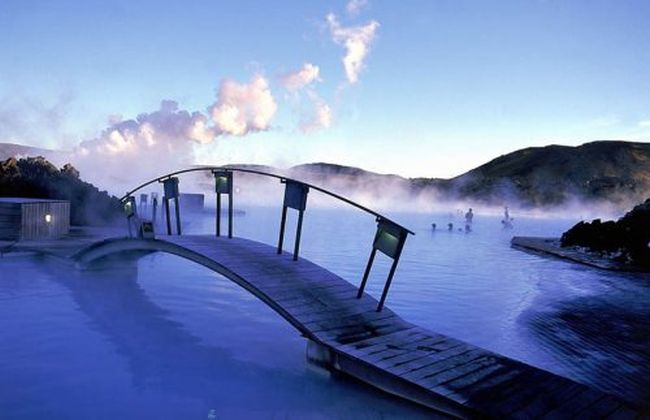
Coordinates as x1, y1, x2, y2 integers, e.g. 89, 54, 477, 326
16, 233, 644, 418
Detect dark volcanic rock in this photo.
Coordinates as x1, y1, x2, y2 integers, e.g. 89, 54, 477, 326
560, 198, 650, 266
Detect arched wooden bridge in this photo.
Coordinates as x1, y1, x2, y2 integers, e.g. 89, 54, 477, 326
18, 167, 644, 418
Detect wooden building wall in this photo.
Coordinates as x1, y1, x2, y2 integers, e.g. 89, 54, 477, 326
0, 202, 22, 240
21, 201, 70, 240
0, 200, 70, 241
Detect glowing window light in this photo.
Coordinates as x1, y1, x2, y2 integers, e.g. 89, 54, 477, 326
45, 214, 52, 223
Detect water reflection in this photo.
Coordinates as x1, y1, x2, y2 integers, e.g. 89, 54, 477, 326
26, 257, 435, 418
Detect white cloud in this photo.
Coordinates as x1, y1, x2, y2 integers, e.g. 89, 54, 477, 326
326, 13, 379, 84
346, 0, 368, 16
639, 120, 650, 127
281, 63, 321, 91
210, 75, 278, 136
72, 76, 278, 189
74, 100, 208, 187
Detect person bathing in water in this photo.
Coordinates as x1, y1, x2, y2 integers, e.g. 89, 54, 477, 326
502, 206, 514, 228
465, 208, 473, 232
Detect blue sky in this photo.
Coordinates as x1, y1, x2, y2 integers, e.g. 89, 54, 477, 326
2, 0, 650, 179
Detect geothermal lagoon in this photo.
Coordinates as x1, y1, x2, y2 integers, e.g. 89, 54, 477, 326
1, 207, 648, 418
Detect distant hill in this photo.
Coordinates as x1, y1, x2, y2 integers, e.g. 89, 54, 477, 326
2, 140, 649, 210
434, 141, 650, 207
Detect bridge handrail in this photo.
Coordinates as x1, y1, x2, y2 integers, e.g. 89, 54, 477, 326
120, 165, 414, 311
119, 166, 414, 235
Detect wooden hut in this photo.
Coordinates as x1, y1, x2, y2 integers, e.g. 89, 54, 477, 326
0, 198, 70, 241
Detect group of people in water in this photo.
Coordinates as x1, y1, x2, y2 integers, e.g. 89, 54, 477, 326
431, 206, 513, 233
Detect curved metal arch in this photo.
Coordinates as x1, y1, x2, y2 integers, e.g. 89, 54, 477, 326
119, 166, 414, 235
72, 237, 315, 339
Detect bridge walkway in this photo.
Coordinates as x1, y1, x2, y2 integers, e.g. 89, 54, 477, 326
71, 234, 639, 419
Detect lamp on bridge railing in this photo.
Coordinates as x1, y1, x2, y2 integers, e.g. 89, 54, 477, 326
212, 170, 234, 238
159, 177, 182, 235
278, 180, 309, 261
357, 217, 409, 311
123, 196, 137, 237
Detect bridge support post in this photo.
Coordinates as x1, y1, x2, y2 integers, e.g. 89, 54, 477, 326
277, 206, 287, 254
357, 248, 377, 298
174, 197, 182, 235
377, 247, 403, 312
122, 196, 138, 238
213, 170, 234, 239
357, 218, 409, 311
306, 340, 338, 370
151, 192, 158, 225
277, 180, 309, 260
164, 199, 171, 235
228, 189, 233, 239
160, 177, 181, 235
216, 193, 221, 236
293, 209, 305, 261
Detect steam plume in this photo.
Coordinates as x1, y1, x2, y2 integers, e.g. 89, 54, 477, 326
280, 63, 321, 91
346, 0, 368, 16
326, 13, 379, 84
210, 75, 277, 136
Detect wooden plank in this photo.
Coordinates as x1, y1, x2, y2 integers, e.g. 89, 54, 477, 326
348, 331, 440, 358
402, 348, 486, 382
542, 389, 616, 419
337, 327, 421, 350
484, 373, 577, 418
433, 363, 506, 401
450, 366, 523, 403
373, 334, 453, 366
516, 382, 587, 418
418, 356, 500, 389
386, 341, 473, 376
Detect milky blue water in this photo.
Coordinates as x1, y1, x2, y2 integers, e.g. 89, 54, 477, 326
1, 206, 648, 418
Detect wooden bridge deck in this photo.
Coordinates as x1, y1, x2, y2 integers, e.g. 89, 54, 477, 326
9, 233, 642, 418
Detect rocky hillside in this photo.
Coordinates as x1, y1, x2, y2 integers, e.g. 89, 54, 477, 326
3, 140, 649, 209
0, 156, 123, 225
419, 141, 650, 207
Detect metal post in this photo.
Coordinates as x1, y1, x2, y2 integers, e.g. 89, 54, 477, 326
277, 206, 287, 254
293, 209, 304, 261
164, 199, 171, 235
127, 217, 132, 238
357, 248, 377, 298
228, 191, 233, 239
174, 197, 181, 235
216, 193, 221, 237
152, 198, 158, 224
377, 249, 403, 312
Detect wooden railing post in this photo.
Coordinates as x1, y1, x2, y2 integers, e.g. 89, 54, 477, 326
277, 205, 287, 254
357, 218, 409, 311
160, 177, 181, 235
278, 180, 309, 260
123, 195, 137, 238
216, 193, 221, 236
213, 170, 234, 239
151, 192, 159, 224
357, 248, 377, 298
164, 198, 171, 235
